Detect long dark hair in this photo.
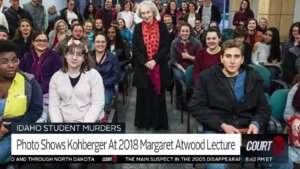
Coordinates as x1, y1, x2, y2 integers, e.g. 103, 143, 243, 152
266, 27, 281, 63
121, 0, 133, 11
245, 18, 258, 31
105, 26, 125, 50
165, 0, 177, 14
117, 18, 127, 29
239, 0, 251, 12
31, 31, 49, 50
83, 3, 97, 20
14, 18, 33, 40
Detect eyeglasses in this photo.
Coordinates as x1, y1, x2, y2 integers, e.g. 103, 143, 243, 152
34, 39, 48, 43
67, 52, 84, 58
0, 58, 19, 66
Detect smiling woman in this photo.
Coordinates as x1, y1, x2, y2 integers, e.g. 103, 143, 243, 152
90, 33, 121, 107
132, 1, 170, 130
169, 22, 202, 110
12, 19, 33, 59
193, 27, 221, 84
19, 31, 63, 95
46, 39, 105, 169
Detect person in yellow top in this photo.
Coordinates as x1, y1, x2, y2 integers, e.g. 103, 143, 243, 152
0, 40, 43, 165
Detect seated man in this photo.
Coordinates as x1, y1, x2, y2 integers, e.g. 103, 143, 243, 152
0, 40, 43, 164
189, 40, 293, 169
53, 23, 91, 55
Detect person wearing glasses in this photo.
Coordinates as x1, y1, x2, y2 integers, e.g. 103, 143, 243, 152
20, 31, 63, 95
0, 40, 43, 165
46, 39, 105, 169
90, 33, 121, 108
19, 32, 63, 123
49, 39, 105, 123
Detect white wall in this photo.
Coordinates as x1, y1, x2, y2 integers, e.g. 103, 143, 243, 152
4, 0, 67, 14
294, 0, 300, 22
252, 0, 259, 18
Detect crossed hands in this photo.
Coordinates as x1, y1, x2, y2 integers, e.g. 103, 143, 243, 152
145, 60, 156, 70
221, 123, 259, 134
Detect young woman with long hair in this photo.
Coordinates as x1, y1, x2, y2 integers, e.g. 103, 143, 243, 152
252, 27, 281, 79
12, 19, 34, 59
232, 0, 254, 27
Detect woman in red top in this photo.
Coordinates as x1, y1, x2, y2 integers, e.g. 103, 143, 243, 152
193, 27, 221, 84
170, 23, 202, 109
245, 18, 263, 49
48, 19, 69, 49
232, 0, 254, 27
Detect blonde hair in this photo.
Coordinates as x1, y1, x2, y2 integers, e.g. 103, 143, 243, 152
54, 19, 68, 32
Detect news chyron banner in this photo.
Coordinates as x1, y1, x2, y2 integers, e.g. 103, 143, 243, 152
10, 124, 288, 163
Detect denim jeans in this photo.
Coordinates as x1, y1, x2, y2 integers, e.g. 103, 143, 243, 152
0, 134, 11, 164
105, 88, 113, 107
172, 68, 185, 99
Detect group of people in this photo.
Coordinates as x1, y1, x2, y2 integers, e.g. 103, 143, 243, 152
0, 0, 300, 169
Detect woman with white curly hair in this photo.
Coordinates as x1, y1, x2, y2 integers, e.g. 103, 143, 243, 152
132, 0, 170, 131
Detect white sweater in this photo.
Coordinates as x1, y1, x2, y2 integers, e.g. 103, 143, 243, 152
0, 12, 8, 31
49, 69, 105, 123
251, 42, 270, 65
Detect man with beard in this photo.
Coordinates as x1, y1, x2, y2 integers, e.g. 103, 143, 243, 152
163, 14, 177, 44
53, 23, 91, 55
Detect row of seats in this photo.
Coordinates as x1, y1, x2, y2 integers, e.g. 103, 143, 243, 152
173, 63, 292, 133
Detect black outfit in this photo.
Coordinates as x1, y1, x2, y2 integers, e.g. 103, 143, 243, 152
132, 22, 170, 130
189, 64, 270, 132
4, 7, 33, 38
243, 42, 252, 65
69, 74, 81, 87
282, 46, 300, 84
109, 40, 131, 70
183, 12, 201, 23
59, 8, 84, 29
12, 36, 32, 59
198, 4, 221, 24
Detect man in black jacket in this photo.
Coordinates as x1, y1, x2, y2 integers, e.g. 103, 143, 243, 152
4, 0, 33, 38
198, 0, 221, 30
190, 40, 270, 134
189, 39, 268, 169
189, 39, 292, 169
